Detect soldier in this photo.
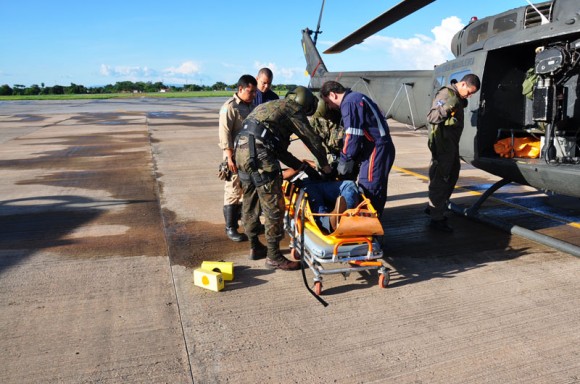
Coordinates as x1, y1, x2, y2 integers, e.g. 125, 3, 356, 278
320, 81, 396, 218
218, 75, 257, 242
426, 73, 480, 232
254, 67, 279, 105
235, 86, 332, 269
252, 68, 280, 230
308, 94, 344, 168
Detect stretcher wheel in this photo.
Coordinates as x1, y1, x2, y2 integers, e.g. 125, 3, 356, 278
379, 272, 390, 288
314, 281, 322, 295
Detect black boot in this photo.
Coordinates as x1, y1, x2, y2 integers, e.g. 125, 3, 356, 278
223, 205, 248, 242
249, 237, 267, 260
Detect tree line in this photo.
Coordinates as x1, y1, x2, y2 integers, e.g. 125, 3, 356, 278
0, 81, 298, 96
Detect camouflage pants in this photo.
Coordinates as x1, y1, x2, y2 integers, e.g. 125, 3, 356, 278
235, 143, 285, 242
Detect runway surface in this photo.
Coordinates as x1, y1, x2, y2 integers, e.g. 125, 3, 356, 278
0, 98, 578, 383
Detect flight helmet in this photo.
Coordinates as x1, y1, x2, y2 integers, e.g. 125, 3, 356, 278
285, 86, 318, 116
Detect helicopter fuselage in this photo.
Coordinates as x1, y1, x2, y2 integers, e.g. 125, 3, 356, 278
302, 0, 580, 198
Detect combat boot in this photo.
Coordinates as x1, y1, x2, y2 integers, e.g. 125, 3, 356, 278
223, 205, 248, 242
265, 241, 300, 271
249, 237, 267, 260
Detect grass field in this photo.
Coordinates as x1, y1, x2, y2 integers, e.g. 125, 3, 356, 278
0, 90, 286, 101
0, 91, 237, 100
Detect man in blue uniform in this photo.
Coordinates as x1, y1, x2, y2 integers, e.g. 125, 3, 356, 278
254, 68, 279, 105
320, 81, 396, 218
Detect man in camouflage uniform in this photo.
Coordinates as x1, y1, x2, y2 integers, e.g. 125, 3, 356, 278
427, 73, 480, 232
308, 94, 344, 168
235, 86, 332, 270
218, 75, 257, 242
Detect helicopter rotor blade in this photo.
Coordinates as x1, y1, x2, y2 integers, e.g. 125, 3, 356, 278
324, 0, 435, 54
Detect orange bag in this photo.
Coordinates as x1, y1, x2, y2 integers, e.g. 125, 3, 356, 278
494, 137, 540, 158
330, 198, 384, 237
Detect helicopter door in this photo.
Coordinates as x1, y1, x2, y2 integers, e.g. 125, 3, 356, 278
455, 53, 486, 162
430, 52, 486, 162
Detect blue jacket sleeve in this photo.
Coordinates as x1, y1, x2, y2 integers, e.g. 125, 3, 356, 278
340, 99, 365, 161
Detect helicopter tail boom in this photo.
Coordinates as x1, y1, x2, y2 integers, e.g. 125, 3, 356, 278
302, 28, 329, 88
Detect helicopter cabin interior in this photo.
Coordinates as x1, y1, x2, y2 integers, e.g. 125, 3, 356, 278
471, 8, 580, 165
477, 44, 580, 164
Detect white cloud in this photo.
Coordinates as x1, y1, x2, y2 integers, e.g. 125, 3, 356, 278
277, 67, 304, 83
221, 62, 238, 69
99, 64, 111, 76
99, 61, 204, 83
432, 16, 464, 47
99, 64, 156, 78
340, 16, 465, 70
253, 61, 304, 84
164, 61, 200, 75
98, 59, 306, 86
254, 61, 277, 73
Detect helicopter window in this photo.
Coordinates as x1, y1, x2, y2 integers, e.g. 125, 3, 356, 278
493, 13, 517, 33
467, 21, 488, 46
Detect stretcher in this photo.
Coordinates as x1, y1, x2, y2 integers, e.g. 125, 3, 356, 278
283, 180, 390, 295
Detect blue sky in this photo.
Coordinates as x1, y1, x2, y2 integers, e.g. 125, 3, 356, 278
0, 0, 536, 87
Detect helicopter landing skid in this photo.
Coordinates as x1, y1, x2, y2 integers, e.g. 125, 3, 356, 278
457, 178, 511, 216
448, 178, 580, 258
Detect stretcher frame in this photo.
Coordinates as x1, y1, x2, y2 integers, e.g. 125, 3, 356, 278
283, 180, 390, 295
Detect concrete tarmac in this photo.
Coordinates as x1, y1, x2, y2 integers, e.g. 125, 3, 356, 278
0, 98, 579, 383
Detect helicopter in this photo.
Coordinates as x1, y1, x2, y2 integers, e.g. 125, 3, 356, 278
301, 0, 580, 205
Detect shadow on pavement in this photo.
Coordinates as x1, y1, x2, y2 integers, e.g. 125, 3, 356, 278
0, 195, 157, 274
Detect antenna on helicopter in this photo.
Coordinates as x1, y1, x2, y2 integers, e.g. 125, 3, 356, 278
313, 0, 325, 46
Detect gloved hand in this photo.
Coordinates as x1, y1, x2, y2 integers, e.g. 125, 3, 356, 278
321, 168, 337, 181
300, 161, 321, 180
337, 158, 355, 175
443, 107, 457, 126
443, 116, 458, 126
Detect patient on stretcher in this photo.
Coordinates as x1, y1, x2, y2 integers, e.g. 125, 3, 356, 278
282, 167, 360, 234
